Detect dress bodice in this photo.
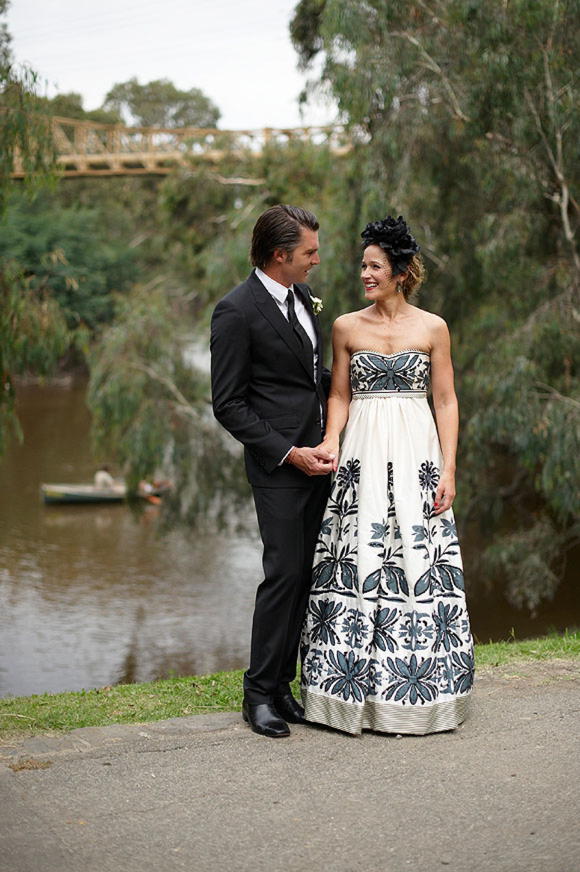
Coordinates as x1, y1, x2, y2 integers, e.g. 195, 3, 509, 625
350, 349, 430, 397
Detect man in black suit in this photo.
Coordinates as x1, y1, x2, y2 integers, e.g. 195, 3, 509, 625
210, 204, 334, 737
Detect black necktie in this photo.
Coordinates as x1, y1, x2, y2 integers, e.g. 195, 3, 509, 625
286, 289, 314, 374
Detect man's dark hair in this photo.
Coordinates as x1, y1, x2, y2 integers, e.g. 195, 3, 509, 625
250, 204, 319, 269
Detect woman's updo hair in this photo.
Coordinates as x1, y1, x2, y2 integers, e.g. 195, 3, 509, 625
402, 253, 426, 298
361, 214, 426, 299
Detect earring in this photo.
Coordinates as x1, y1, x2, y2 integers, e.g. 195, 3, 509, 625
396, 282, 402, 294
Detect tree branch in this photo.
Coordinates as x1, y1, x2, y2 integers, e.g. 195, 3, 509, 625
524, 87, 580, 275
129, 362, 201, 421
535, 381, 580, 412
230, 193, 269, 230
208, 172, 266, 187
419, 241, 450, 271
416, 0, 445, 29
524, 88, 559, 177
390, 31, 470, 122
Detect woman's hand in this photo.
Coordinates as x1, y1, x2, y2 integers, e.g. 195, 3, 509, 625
434, 469, 456, 515
319, 435, 340, 471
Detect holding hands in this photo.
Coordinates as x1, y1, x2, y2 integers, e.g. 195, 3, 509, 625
286, 445, 335, 476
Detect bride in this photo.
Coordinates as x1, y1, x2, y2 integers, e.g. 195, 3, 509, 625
301, 215, 474, 735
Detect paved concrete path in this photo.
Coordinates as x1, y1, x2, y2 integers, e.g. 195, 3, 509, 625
1, 662, 579, 872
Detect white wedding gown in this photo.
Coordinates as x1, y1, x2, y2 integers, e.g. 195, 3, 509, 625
301, 349, 474, 734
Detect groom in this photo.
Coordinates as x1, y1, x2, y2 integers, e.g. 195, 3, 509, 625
210, 204, 334, 737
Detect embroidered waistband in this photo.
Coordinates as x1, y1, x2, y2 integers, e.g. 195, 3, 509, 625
351, 390, 427, 399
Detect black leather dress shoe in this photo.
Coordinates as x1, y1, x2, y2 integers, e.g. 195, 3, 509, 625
242, 700, 290, 738
274, 693, 307, 725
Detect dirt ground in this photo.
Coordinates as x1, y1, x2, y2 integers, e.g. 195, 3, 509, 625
474, 657, 580, 688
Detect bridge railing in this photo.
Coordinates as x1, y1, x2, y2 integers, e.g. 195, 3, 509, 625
11, 117, 353, 177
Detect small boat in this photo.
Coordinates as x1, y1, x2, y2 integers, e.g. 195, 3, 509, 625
40, 481, 171, 505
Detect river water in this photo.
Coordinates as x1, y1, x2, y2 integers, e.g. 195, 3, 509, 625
0, 380, 262, 699
0, 381, 577, 699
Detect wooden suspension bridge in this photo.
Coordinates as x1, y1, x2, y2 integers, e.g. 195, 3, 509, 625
11, 116, 352, 179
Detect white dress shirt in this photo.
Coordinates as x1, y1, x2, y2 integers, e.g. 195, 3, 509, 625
255, 268, 319, 378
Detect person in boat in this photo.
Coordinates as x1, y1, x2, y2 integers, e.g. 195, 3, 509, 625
94, 465, 116, 490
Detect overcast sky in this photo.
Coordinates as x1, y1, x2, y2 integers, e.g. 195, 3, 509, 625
5, 0, 336, 130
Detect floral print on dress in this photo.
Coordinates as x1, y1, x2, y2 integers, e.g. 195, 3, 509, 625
350, 350, 430, 393
301, 349, 473, 735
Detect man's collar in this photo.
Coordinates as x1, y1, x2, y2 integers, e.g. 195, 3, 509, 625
255, 267, 292, 304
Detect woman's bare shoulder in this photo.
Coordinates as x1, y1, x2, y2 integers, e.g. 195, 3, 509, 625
333, 309, 367, 334
334, 306, 372, 327
334, 308, 368, 323
416, 308, 449, 339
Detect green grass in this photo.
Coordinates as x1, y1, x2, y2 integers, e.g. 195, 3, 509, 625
474, 628, 580, 668
1, 630, 578, 742
0, 670, 247, 742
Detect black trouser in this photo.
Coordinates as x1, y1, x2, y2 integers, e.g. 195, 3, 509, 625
244, 477, 331, 705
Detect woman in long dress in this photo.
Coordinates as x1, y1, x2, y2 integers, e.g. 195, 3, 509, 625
300, 215, 474, 735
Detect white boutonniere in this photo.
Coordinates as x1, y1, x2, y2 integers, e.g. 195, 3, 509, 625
309, 294, 324, 315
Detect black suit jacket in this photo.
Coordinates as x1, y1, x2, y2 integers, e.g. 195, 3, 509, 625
211, 270, 330, 488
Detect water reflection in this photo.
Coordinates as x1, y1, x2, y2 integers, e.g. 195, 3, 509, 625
0, 381, 261, 698
0, 381, 577, 699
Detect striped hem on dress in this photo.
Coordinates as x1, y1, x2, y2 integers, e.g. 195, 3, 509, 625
302, 688, 471, 736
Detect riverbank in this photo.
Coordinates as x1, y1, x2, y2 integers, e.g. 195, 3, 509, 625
1, 630, 578, 742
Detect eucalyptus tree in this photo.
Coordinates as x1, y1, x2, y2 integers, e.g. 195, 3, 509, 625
102, 78, 221, 129
0, 0, 72, 456
45, 91, 121, 126
0, 0, 56, 203
291, 0, 580, 609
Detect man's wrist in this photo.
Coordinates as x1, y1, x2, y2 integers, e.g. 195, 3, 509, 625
282, 446, 297, 465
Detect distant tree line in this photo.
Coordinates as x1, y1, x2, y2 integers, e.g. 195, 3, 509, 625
46, 77, 220, 129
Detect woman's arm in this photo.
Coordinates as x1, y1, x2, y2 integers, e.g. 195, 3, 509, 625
321, 316, 352, 471
429, 316, 459, 515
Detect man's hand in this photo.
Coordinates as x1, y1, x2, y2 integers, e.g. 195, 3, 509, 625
286, 446, 335, 476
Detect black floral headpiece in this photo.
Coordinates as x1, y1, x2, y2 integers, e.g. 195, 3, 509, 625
361, 215, 420, 276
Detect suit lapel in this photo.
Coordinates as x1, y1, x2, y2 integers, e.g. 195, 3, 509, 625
296, 283, 323, 383
249, 272, 314, 378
